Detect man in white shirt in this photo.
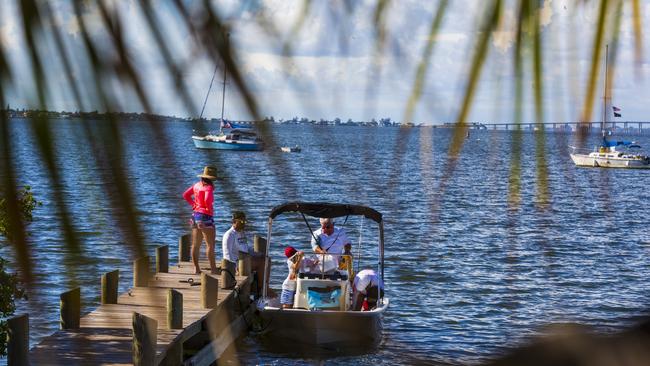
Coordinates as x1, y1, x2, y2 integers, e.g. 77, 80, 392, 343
222, 211, 267, 295
222, 211, 249, 264
310, 218, 350, 255
352, 269, 384, 311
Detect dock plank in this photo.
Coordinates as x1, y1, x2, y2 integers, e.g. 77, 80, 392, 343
29, 260, 252, 365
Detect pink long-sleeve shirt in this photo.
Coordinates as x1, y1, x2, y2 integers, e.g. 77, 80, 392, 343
183, 181, 214, 216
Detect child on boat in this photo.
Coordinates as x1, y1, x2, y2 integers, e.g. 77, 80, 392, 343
281, 246, 303, 309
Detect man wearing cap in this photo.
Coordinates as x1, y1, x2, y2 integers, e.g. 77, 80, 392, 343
222, 211, 267, 294
222, 211, 250, 265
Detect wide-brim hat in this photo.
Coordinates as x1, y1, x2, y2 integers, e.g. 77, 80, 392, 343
197, 166, 218, 180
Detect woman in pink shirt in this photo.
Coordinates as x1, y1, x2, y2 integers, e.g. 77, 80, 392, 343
183, 166, 218, 274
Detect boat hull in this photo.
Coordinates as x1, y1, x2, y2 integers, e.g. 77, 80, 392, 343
257, 299, 388, 348
192, 136, 263, 151
570, 153, 650, 169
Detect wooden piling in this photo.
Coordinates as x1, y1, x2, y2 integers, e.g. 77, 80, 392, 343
60, 288, 80, 329
101, 270, 119, 304
133, 256, 150, 287
221, 259, 237, 289
253, 235, 267, 254
132, 312, 157, 366
238, 254, 251, 276
179, 233, 191, 262
7, 314, 28, 366
201, 272, 219, 309
167, 289, 183, 329
156, 245, 169, 273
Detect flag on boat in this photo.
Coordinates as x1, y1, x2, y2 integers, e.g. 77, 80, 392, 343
612, 106, 621, 117
221, 119, 232, 128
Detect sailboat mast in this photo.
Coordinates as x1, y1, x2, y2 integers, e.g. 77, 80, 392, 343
219, 59, 227, 133
602, 44, 609, 133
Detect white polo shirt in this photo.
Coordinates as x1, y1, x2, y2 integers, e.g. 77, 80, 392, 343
310, 227, 349, 254
222, 226, 249, 263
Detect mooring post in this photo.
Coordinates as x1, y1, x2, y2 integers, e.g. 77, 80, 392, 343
221, 259, 237, 289
7, 314, 28, 366
167, 288, 183, 329
253, 234, 267, 255
60, 288, 80, 329
101, 269, 119, 304
156, 245, 169, 273
201, 272, 219, 309
133, 256, 150, 287
179, 233, 191, 262
238, 254, 251, 276
132, 312, 157, 366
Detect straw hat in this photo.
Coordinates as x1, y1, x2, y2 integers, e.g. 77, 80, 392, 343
197, 166, 218, 180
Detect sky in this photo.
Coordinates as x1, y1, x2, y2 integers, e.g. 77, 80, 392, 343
1, 0, 650, 124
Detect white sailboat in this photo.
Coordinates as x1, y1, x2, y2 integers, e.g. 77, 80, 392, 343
191, 57, 263, 151
570, 45, 650, 169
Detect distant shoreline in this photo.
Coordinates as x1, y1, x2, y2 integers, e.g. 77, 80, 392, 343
3, 108, 649, 131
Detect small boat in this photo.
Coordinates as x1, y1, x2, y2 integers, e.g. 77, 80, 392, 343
280, 145, 301, 153
192, 128, 264, 151
256, 202, 388, 349
570, 138, 650, 169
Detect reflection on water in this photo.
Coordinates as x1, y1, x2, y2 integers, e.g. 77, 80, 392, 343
2, 119, 650, 365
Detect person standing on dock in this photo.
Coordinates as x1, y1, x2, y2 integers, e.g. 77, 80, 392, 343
183, 166, 219, 274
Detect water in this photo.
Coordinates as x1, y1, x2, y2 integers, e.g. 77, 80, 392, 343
2, 119, 650, 365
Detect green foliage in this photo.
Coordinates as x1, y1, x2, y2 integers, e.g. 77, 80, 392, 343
0, 258, 27, 356
0, 186, 40, 242
0, 186, 36, 356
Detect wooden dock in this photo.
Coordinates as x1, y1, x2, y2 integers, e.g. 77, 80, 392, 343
6, 234, 266, 366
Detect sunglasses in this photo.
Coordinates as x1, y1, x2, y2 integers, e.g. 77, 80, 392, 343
235, 219, 247, 224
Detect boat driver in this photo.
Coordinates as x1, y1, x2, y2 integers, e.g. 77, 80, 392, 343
352, 269, 384, 311
310, 218, 350, 269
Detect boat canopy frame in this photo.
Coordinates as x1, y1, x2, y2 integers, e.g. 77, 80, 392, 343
263, 202, 385, 301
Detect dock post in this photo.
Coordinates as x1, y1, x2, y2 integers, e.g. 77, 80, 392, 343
7, 314, 28, 366
133, 256, 150, 287
60, 288, 80, 329
253, 235, 267, 255
238, 254, 251, 276
167, 289, 183, 329
156, 245, 169, 273
101, 270, 119, 304
221, 259, 237, 289
132, 312, 157, 366
179, 233, 191, 262
201, 272, 219, 309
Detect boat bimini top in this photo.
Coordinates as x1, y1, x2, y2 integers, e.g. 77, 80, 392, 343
263, 202, 385, 301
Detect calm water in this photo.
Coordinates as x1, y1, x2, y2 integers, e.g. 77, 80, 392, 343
2, 119, 650, 365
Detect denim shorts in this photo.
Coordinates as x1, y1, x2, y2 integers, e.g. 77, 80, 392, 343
191, 212, 214, 229
280, 289, 295, 305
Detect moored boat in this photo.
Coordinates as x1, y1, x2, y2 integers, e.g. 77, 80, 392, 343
256, 202, 388, 349
192, 128, 264, 151
570, 138, 650, 169
280, 145, 301, 153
